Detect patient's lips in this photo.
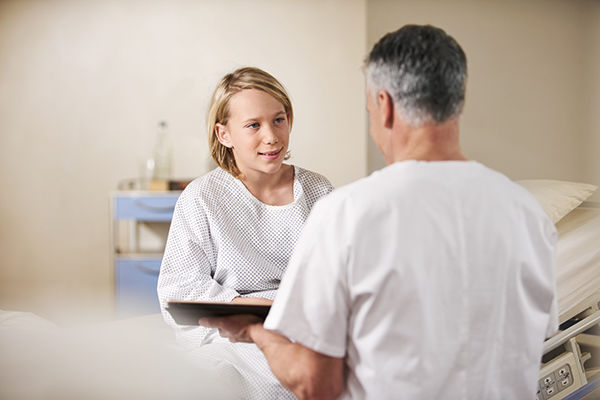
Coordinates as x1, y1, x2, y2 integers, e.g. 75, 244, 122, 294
258, 147, 283, 160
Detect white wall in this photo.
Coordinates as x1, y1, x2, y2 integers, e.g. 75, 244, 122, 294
367, 0, 599, 200
0, 0, 366, 318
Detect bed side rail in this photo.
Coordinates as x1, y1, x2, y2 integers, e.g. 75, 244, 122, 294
544, 310, 600, 355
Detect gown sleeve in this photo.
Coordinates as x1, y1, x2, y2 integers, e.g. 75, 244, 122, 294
157, 189, 240, 322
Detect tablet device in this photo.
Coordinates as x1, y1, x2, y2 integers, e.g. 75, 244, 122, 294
165, 300, 271, 326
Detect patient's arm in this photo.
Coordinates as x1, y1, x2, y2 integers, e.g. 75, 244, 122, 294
199, 315, 344, 400
230, 297, 273, 306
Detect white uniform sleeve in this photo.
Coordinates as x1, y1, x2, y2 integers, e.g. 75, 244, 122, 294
264, 196, 350, 358
157, 192, 240, 316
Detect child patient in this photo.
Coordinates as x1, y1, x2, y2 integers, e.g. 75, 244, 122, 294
157, 67, 333, 399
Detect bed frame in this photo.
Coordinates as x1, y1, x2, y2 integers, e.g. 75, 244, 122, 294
537, 202, 600, 400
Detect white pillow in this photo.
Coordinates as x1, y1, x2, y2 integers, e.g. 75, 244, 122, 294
517, 179, 598, 224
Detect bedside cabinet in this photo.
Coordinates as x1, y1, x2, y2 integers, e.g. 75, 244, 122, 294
110, 191, 180, 317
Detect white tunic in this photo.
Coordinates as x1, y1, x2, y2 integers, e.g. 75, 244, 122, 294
265, 161, 558, 400
157, 165, 332, 399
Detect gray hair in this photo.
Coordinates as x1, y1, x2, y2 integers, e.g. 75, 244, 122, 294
365, 25, 467, 127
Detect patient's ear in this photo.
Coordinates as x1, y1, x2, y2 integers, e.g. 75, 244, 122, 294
215, 123, 233, 148
377, 90, 394, 129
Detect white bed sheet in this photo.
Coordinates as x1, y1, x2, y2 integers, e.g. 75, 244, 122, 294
555, 203, 600, 321
0, 310, 242, 399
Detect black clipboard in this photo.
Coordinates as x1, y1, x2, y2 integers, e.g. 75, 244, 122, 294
165, 300, 271, 326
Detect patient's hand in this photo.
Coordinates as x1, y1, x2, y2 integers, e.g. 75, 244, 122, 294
198, 314, 262, 343
230, 297, 273, 306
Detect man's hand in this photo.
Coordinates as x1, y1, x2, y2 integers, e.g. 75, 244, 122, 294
200, 314, 345, 399
198, 314, 263, 343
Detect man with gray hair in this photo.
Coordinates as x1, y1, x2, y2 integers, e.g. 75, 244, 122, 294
200, 24, 558, 399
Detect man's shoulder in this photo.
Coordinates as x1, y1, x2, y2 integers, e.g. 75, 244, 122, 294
325, 161, 434, 202
322, 160, 547, 217
312, 171, 386, 214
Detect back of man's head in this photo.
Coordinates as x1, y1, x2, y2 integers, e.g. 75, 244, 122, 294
365, 25, 467, 127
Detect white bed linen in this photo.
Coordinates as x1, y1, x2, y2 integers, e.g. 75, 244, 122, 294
555, 204, 600, 321
0, 311, 241, 399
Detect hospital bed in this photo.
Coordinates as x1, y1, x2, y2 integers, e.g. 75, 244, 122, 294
536, 201, 600, 400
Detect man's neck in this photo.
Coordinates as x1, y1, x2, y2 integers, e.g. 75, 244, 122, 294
388, 118, 467, 163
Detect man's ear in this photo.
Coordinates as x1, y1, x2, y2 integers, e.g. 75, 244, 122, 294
215, 123, 233, 148
377, 90, 394, 129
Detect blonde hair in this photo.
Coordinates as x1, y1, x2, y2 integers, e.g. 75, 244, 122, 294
207, 67, 294, 178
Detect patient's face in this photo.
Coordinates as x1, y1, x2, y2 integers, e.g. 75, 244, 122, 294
217, 89, 290, 178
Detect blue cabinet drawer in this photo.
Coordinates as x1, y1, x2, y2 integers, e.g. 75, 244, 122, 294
115, 258, 162, 316
114, 195, 179, 221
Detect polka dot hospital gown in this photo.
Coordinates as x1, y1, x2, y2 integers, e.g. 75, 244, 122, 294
157, 165, 333, 399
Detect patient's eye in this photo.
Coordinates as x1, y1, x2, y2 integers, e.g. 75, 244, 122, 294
246, 122, 260, 129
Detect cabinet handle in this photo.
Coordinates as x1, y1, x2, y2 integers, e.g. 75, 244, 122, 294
134, 200, 175, 213
135, 263, 161, 276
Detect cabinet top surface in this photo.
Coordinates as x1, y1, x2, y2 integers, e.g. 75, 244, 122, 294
110, 190, 182, 197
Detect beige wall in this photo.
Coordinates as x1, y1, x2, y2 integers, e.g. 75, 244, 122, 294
367, 0, 600, 203
0, 0, 367, 318
584, 1, 600, 201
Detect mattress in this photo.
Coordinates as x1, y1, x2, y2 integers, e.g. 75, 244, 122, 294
555, 203, 600, 322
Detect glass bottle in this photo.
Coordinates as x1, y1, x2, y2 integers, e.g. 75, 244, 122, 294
152, 120, 173, 181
